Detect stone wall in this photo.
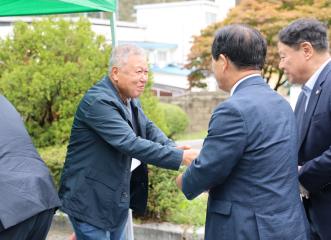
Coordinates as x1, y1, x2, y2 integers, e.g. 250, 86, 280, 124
160, 91, 229, 132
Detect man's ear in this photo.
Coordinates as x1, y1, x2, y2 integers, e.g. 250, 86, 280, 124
219, 54, 228, 71
300, 42, 314, 60
110, 66, 120, 83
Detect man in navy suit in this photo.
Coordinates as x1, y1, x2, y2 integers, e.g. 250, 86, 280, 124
0, 95, 61, 240
176, 24, 309, 240
278, 18, 331, 240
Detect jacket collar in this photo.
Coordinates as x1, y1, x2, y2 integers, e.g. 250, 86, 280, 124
299, 61, 331, 147
102, 75, 140, 126
232, 75, 266, 95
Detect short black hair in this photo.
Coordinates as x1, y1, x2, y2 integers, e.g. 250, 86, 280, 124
211, 24, 267, 70
278, 18, 329, 52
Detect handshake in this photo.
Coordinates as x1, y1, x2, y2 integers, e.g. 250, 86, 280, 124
177, 144, 199, 166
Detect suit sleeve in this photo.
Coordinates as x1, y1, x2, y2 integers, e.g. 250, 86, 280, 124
299, 147, 331, 192
182, 102, 247, 200
145, 117, 175, 146
84, 98, 182, 170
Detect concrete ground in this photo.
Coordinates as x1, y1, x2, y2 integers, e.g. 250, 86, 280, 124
46, 229, 72, 240
46, 217, 73, 240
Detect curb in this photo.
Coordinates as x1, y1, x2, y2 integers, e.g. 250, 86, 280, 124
51, 212, 204, 240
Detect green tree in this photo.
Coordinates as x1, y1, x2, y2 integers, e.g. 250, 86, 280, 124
0, 18, 111, 147
186, 0, 331, 91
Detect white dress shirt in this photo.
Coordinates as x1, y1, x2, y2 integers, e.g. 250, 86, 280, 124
303, 58, 331, 111
230, 73, 261, 96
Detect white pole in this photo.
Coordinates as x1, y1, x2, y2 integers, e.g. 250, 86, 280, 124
109, 12, 117, 47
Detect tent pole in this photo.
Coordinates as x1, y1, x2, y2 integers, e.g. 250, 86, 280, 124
110, 12, 117, 47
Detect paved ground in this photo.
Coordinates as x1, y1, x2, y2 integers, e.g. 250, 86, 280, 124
46, 229, 72, 240
46, 220, 73, 240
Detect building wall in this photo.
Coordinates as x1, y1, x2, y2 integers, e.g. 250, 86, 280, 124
160, 91, 228, 132
135, 1, 235, 65
153, 72, 189, 89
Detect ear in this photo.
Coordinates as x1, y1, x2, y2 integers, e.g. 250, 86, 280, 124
300, 42, 314, 60
110, 66, 120, 82
219, 54, 228, 71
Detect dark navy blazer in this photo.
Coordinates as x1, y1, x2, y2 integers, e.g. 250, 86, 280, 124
0, 95, 60, 230
297, 61, 331, 239
182, 76, 309, 240
59, 76, 182, 232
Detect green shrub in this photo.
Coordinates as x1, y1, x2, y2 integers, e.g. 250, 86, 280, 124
145, 165, 206, 226
0, 18, 111, 147
38, 145, 67, 189
146, 165, 183, 220
168, 193, 207, 226
159, 103, 189, 139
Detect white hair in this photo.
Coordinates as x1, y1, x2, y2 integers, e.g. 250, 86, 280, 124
108, 44, 146, 73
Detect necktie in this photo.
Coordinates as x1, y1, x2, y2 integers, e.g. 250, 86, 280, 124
294, 86, 309, 140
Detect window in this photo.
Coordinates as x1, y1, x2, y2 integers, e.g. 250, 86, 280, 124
157, 51, 167, 62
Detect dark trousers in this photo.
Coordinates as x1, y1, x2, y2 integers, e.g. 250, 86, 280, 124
0, 208, 54, 240
303, 198, 321, 240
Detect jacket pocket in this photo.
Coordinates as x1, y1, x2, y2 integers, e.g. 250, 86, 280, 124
85, 168, 120, 191
208, 199, 232, 215
311, 112, 328, 123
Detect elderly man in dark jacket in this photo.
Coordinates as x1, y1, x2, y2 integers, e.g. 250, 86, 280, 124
0, 95, 61, 240
59, 44, 197, 240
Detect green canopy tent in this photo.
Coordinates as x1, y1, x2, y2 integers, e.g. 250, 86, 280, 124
0, 0, 118, 46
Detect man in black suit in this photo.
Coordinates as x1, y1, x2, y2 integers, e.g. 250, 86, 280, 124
278, 18, 331, 240
0, 95, 61, 240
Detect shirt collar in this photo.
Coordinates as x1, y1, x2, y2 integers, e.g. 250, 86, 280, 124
304, 58, 331, 92
230, 74, 261, 96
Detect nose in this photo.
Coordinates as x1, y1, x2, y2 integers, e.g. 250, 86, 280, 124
141, 72, 148, 83
278, 61, 283, 70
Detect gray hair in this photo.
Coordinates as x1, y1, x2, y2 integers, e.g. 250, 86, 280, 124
108, 44, 147, 73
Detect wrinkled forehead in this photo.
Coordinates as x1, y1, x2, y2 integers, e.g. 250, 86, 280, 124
125, 54, 148, 68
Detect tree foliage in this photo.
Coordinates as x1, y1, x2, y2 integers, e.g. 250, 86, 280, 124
0, 18, 111, 147
0, 17, 176, 148
186, 0, 331, 91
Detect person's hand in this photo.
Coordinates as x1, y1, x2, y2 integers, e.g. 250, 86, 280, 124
299, 184, 309, 199
298, 165, 309, 199
182, 149, 199, 166
176, 145, 191, 150
69, 233, 76, 240
176, 174, 183, 190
